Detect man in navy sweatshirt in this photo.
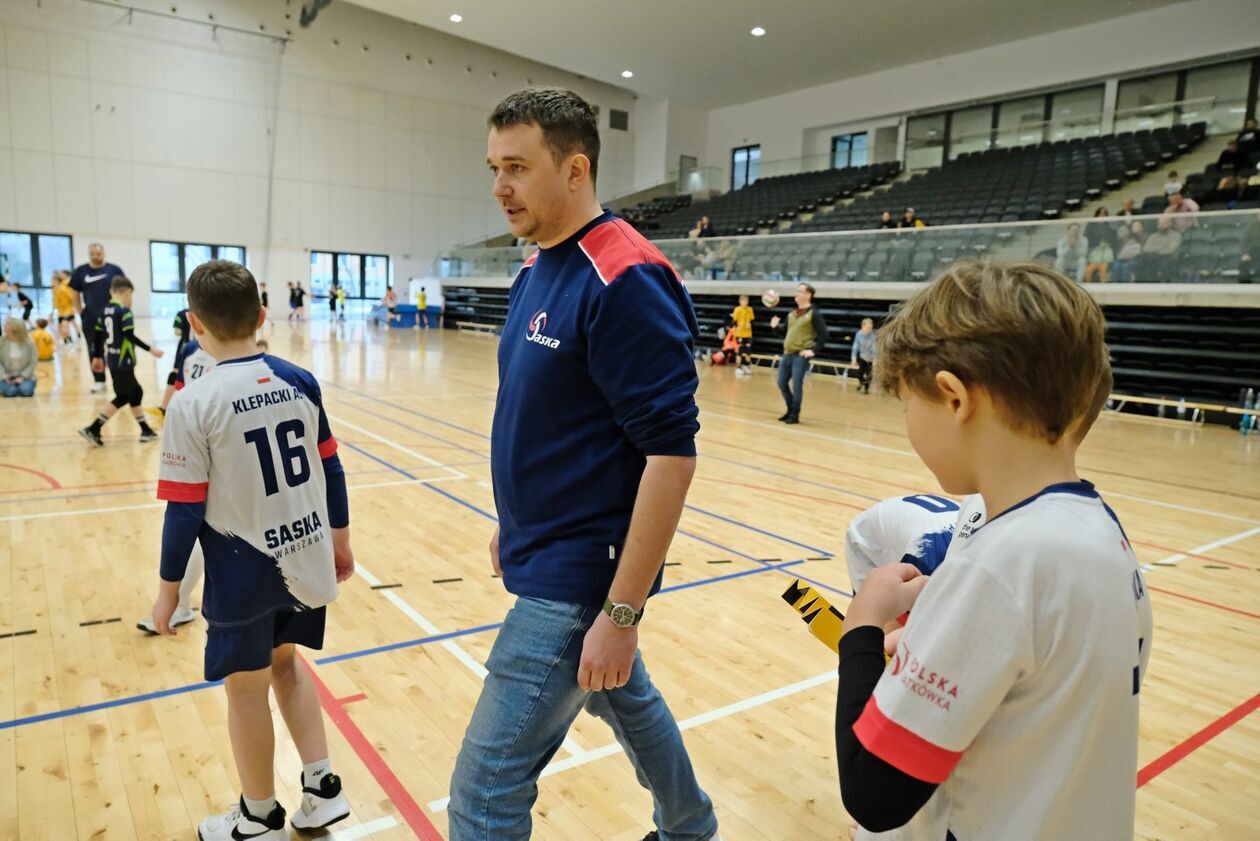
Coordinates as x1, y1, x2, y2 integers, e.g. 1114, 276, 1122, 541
447, 88, 721, 841
69, 242, 126, 393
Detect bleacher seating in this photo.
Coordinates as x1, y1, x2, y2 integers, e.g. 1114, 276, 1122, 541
796, 123, 1207, 233
621, 194, 692, 229
639, 163, 900, 239
442, 285, 1260, 419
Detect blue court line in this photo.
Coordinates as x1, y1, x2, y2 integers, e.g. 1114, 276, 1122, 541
336, 401, 490, 459
0, 680, 222, 731
328, 382, 492, 441
342, 442, 498, 523
699, 452, 884, 504
684, 503, 833, 557
315, 559, 807, 667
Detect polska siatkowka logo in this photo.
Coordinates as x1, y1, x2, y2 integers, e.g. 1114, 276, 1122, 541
526, 309, 560, 349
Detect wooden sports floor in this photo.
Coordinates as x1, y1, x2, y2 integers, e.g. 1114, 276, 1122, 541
1, 318, 1258, 841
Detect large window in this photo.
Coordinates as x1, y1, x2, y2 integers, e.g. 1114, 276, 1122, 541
831, 132, 868, 169
310, 251, 391, 299
996, 96, 1047, 148
1115, 73, 1179, 133
947, 105, 994, 160
1049, 86, 1104, 140
905, 114, 946, 170
0, 230, 73, 311
149, 241, 247, 293
730, 144, 761, 190
1183, 60, 1252, 135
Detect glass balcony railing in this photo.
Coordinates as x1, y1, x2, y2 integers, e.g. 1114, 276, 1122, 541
440, 209, 1260, 285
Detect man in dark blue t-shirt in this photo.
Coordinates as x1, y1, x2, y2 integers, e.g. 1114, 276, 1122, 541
447, 88, 720, 841
69, 242, 126, 392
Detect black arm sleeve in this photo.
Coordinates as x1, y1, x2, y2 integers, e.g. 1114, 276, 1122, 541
811, 310, 830, 352
835, 626, 939, 832
132, 335, 152, 352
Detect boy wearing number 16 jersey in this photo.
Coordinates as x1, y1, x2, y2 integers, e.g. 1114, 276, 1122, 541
151, 260, 355, 841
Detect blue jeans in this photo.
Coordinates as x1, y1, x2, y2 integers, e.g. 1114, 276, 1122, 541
0, 378, 35, 397
448, 597, 717, 841
777, 353, 809, 416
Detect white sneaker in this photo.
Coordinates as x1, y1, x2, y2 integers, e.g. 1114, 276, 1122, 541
90, 382, 106, 393
290, 772, 351, 830
197, 797, 286, 841
137, 606, 197, 635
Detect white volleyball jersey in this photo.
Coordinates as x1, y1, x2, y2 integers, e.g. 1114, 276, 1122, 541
173, 339, 216, 389
157, 353, 340, 626
853, 482, 1153, 841
845, 494, 985, 592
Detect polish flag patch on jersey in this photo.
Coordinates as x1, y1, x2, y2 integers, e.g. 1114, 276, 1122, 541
257, 376, 271, 384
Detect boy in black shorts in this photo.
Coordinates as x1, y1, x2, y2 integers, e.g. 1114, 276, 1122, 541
78, 277, 164, 445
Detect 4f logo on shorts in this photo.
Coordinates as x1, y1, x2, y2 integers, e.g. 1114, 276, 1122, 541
526, 309, 560, 349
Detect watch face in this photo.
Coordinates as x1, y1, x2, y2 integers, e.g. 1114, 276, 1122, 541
610, 604, 636, 627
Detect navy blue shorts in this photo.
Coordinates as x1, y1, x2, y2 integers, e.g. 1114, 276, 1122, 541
204, 607, 326, 681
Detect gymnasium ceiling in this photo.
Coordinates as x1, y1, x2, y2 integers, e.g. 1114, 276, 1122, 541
340, 0, 1186, 107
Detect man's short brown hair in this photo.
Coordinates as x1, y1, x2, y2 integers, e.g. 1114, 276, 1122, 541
489, 87, 601, 184
187, 260, 261, 341
876, 260, 1112, 444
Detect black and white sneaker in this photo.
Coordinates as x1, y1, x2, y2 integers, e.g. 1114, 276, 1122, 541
139, 428, 159, 443
78, 426, 104, 447
197, 796, 286, 841
290, 771, 350, 830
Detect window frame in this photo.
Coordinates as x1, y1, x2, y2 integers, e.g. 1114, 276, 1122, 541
309, 250, 392, 300
0, 228, 75, 288
830, 132, 869, 169
148, 240, 249, 293
730, 144, 761, 191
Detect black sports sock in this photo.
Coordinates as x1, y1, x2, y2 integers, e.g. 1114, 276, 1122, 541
89, 414, 108, 433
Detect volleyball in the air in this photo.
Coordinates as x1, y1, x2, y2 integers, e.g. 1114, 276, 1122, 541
761, 289, 780, 308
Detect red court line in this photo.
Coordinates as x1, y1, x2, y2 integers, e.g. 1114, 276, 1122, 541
300, 655, 444, 841
700, 436, 924, 493
337, 693, 368, 706
1146, 586, 1260, 621
0, 463, 61, 490
1133, 539, 1255, 570
1138, 692, 1260, 787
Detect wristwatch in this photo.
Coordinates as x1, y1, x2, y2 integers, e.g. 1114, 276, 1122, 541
602, 598, 644, 629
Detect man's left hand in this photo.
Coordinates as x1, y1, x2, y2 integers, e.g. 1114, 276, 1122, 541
800, 349, 816, 359
577, 612, 637, 691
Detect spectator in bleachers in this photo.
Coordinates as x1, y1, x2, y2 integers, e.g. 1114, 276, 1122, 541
1128, 219, 1147, 244
1112, 227, 1143, 283
1214, 139, 1251, 202
1141, 216, 1183, 280
1239, 212, 1260, 284
898, 208, 925, 229
1116, 198, 1137, 217
1234, 118, 1258, 163
1162, 191, 1200, 232
878, 211, 895, 229
1163, 171, 1182, 196
1085, 207, 1117, 252
703, 239, 736, 279
697, 215, 716, 238
1083, 235, 1115, 284
1054, 223, 1088, 281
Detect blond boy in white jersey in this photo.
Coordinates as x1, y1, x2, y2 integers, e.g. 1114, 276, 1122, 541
835, 261, 1153, 841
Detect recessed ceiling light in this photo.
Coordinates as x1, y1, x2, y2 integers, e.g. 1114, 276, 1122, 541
750, 26, 766, 37
621, 70, 634, 79
449, 13, 462, 23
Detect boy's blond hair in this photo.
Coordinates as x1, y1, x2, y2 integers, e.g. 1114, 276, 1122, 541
876, 260, 1111, 444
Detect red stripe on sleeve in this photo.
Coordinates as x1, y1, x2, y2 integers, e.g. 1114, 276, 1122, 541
318, 436, 338, 459
157, 479, 209, 503
852, 696, 963, 784
173, 380, 184, 391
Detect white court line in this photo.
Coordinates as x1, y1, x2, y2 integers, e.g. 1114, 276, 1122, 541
1140, 524, 1260, 571
0, 476, 466, 521
426, 669, 838, 813
352, 560, 590, 762
1106, 491, 1260, 526
330, 815, 399, 839
329, 414, 467, 480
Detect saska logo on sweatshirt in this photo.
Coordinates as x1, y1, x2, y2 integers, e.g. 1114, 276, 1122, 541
526, 309, 561, 349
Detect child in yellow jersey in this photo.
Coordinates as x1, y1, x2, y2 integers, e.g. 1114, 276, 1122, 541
31, 318, 56, 361
731, 294, 755, 375
52, 271, 78, 343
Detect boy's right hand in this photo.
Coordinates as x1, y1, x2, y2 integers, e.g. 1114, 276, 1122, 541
91, 358, 104, 373
151, 348, 165, 359
332, 527, 355, 582
844, 563, 928, 633
490, 527, 502, 578
151, 581, 181, 636
770, 315, 781, 329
